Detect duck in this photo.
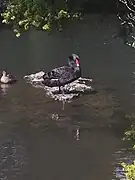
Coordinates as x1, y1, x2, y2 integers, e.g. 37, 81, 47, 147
42, 54, 81, 92
0, 70, 17, 84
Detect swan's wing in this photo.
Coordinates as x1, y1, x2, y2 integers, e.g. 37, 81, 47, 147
51, 66, 70, 78
58, 69, 76, 85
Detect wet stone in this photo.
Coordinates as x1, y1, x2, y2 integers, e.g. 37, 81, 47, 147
24, 71, 96, 102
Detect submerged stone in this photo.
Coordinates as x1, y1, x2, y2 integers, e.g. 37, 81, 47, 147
24, 71, 96, 102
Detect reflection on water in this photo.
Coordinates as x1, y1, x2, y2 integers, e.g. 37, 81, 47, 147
0, 14, 132, 180
0, 81, 124, 180
0, 84, 10, 96
50, 113, 80, 140
0, 139, 28, 180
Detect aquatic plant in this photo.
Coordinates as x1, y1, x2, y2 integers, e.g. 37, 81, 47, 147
120, 114, 135, 180
123, 114, 135, 141
1, 0, 81, 37
121, 161, 135, 180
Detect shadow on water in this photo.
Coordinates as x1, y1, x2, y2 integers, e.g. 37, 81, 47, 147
0, 14, 133, 179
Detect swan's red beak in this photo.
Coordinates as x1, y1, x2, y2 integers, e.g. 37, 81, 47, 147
75, 58, 80, 66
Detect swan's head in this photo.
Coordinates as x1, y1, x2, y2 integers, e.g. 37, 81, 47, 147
68, 54, 80, 67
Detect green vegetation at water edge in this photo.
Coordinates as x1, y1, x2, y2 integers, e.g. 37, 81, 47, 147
121, 114, 135, 180
121, 161, 135, 180
123, 114, 135, 142
1, 0, 81, 37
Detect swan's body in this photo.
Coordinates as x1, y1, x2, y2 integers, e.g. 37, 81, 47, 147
42, 54, 81, 91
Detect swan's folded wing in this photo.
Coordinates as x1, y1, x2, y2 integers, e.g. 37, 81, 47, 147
51, 66, 70, 78
58, 70, 76, 85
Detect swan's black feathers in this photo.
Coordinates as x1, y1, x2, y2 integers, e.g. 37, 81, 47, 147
42, 54, 81, 88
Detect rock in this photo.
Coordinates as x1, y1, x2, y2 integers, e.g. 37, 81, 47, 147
24, 71, 96, 102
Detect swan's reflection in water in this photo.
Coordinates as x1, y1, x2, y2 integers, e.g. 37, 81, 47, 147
51, 113, 80, 140
62, 100, 65, 110
0, 84, 10, 95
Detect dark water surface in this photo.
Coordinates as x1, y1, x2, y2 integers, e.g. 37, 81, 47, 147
0, 15, 133, 180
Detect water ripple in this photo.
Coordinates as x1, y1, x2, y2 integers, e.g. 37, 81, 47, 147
0, 139, 28, 180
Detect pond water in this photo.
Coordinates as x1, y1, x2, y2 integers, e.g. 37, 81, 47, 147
0, 14, 133, 180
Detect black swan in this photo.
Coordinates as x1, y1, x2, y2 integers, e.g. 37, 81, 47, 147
0, 70, 17, 84
42, 54, 81, 92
